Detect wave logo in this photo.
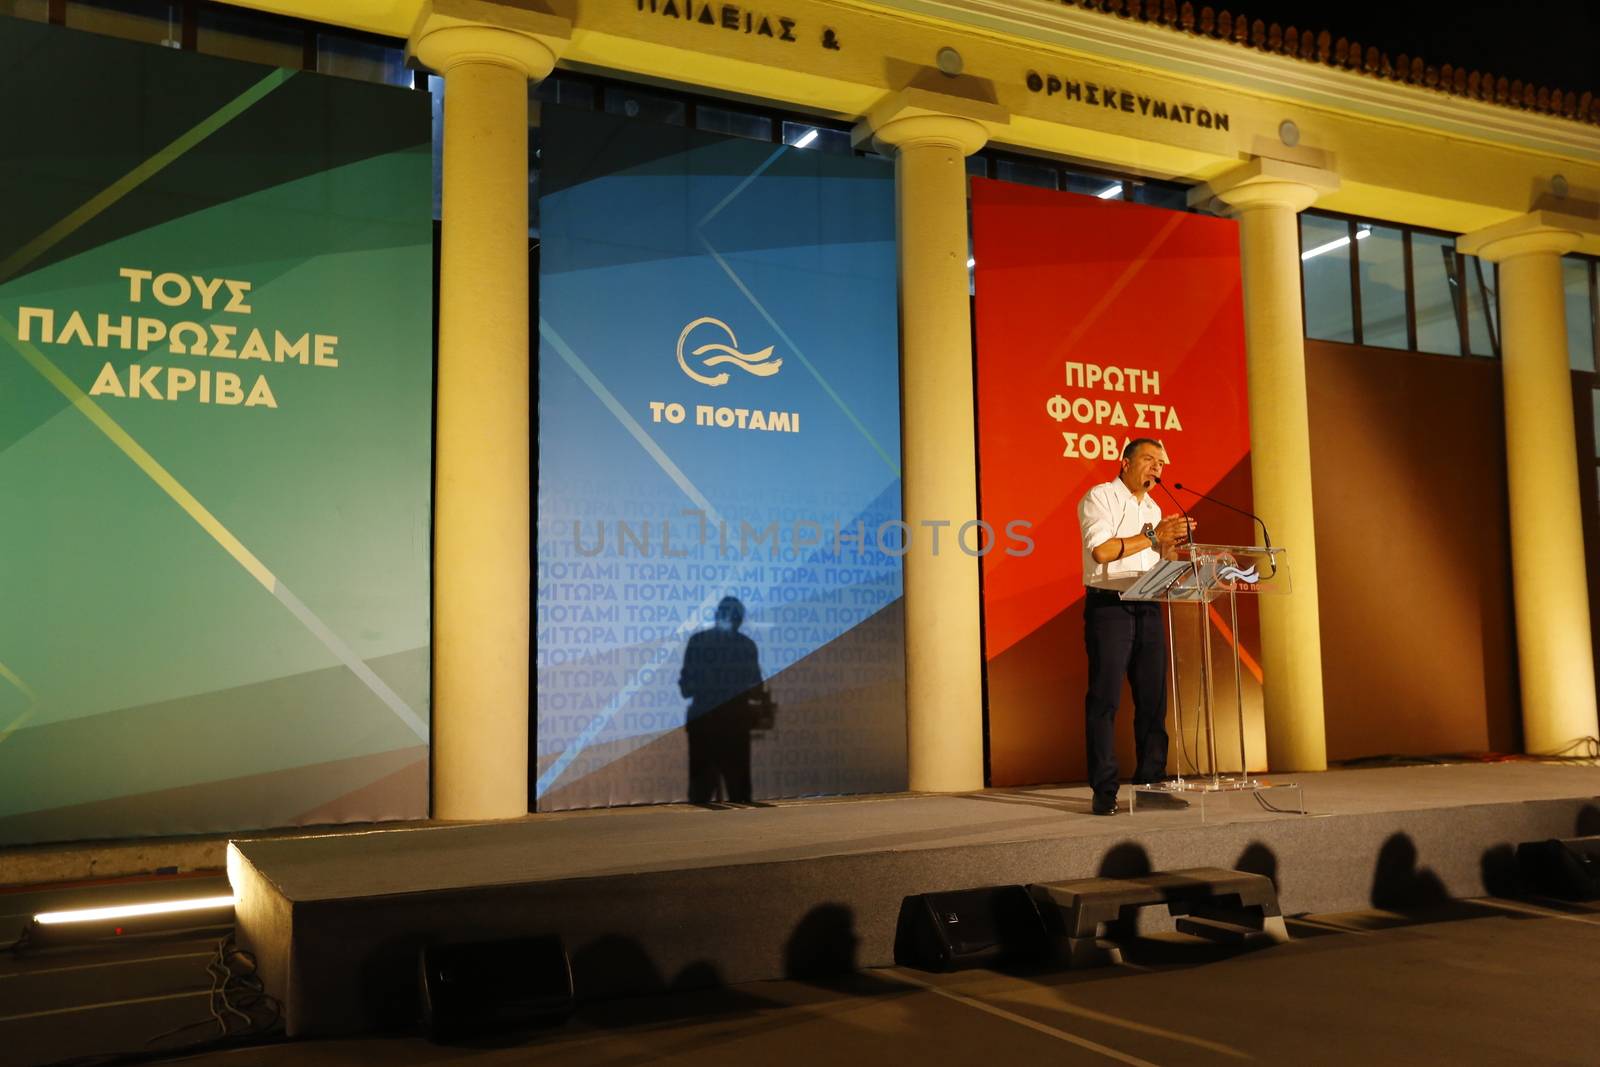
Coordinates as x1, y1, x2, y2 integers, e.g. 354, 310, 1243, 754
1217, 563, 1260, 586
676, 317, 781, 387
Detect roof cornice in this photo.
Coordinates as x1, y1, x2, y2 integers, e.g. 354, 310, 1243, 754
869, 0, 1600, 162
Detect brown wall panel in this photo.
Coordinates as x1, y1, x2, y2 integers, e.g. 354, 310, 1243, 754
1305, 340, 1520, 759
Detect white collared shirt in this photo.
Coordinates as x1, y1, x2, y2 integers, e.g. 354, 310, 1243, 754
1078, 478, 1163, 590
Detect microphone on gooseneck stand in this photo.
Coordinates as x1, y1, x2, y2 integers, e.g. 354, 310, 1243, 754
1173, 482, 1276, 577
1150, 477, 1194, 548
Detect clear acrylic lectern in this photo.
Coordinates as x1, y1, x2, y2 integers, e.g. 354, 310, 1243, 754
1120, 542, 1305, 820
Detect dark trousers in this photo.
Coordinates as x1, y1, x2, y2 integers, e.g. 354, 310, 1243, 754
1083, 587, 1169, 799
687, 721, 752, 804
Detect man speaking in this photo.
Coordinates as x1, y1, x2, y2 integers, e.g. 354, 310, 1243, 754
1077, 437, 1194, 815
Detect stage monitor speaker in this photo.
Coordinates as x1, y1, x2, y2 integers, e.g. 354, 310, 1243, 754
419, 934, 574, 1039
1515, 836, 1600, 901
894, 885, 1049, 972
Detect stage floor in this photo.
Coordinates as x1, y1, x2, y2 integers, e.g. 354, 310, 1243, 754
229, 761, 1600, 1035
238, 762, 1600, 900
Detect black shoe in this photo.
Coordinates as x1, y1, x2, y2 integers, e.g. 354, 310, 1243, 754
1091, 795, 1118, 816
1132, 774, 1177, 786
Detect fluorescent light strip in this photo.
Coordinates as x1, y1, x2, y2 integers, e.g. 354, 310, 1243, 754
33, 895, 236, 926
1095, 183, 1123, 199
792, 129, 819, 149
1301, 228, 1371, 261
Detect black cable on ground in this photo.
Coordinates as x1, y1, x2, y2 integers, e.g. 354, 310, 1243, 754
1534, 736, 1600, 761
36, 934, 285, 1067
1332, 739, 1600, 768
1253, 791, 1302, 815
1331, 754, 1451, 768
37, 1031, 288, 1067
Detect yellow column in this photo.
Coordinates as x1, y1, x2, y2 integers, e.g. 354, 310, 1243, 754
410, 3, 568, 820
1197, 158, 1339, 772
855, 89, 1006, 792
1460, 212, 1599, 754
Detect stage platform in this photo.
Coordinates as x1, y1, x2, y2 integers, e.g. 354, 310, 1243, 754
228, 762, 1600, 1036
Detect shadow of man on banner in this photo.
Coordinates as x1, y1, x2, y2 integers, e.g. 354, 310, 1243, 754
678, 596, 771, 805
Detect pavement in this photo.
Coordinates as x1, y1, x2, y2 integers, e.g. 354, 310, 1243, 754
5, 886, 1597, 1065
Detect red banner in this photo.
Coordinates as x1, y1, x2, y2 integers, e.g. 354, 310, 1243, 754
972, 177, 1256, 787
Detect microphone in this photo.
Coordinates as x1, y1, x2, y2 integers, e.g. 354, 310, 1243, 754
1173, 482, 1276, 576
1151, 477, 1195, 548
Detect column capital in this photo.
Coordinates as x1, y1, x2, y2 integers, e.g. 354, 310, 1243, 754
408, 0, 571, 79
1190, 156, 1340, 216
852, 87, 1009, 157
1457, 210, 1592, 262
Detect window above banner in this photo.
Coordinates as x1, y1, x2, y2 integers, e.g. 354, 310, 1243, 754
1302, 211, 1489, 359
33, 0, 412, 86
972, 151, 1193, 213
1300, 209, 1600, 370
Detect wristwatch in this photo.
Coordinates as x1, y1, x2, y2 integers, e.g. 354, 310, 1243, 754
1142, 523, 1159, 551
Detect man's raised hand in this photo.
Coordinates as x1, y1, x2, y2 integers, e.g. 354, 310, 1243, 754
1154, 514, 1197, 546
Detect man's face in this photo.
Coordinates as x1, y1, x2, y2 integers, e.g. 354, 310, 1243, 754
1122, 444, 1166, 489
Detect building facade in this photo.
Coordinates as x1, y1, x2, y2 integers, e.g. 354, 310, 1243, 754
6, 0, 1597, 829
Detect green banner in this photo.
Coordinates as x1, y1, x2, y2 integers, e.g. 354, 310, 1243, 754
0, 20, 433, 845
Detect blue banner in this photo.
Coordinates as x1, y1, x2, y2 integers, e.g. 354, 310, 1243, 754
536, 106, 906, 808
